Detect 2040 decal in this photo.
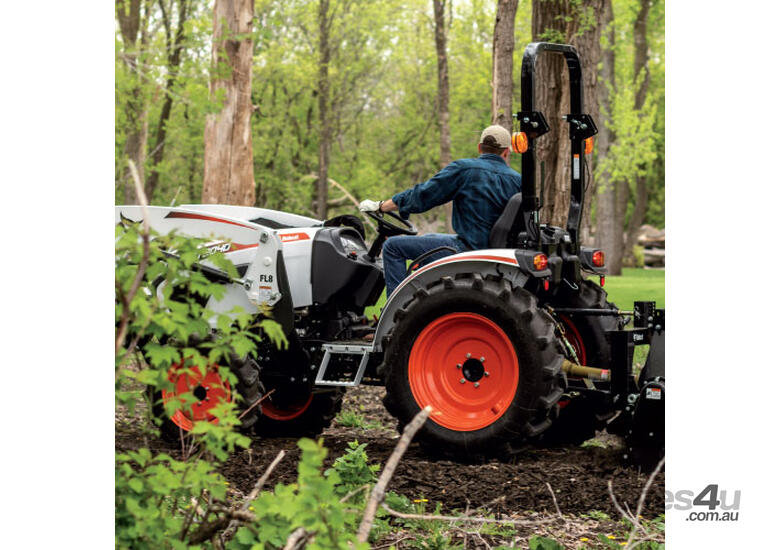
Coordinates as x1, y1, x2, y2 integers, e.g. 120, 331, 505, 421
666, 484, 741, 522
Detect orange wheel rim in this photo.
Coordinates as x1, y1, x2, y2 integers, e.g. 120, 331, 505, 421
262, 393, 314, 421
409, 312, 519, 431
161, 362, 231, 431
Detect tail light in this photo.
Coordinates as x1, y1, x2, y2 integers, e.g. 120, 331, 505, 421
592, 250, 605, 267
584, 136, 594, 154
512, 132, 528, 153
533, 253, 548, 270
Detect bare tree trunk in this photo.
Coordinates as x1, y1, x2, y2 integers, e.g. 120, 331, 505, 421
621, 0, 653, 265
532, 0, 606, 232
433, 0, 453, 233
146, 0, 190, 200
595, 0, 622, 274
202, 0, 256, 206
315, 0, 331, 219
117, 0, 149, 204
491, 0, 518, 133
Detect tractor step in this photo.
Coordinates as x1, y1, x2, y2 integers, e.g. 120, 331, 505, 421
315, 342, 372, 387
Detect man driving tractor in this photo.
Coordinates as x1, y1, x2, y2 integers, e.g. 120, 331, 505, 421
359, 124, 523, 295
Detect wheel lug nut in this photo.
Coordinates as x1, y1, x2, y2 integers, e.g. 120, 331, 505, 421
484, 372, 490, 377
474, 382, 480, 388
479, 357, 485, 362
460, 378, 466, 384
456, 363, 462, 369
466, 353, 471, 358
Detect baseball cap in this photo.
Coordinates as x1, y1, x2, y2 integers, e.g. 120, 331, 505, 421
480, 125, 511, 149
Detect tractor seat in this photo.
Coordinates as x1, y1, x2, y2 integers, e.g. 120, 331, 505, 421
488, 193, 523, 248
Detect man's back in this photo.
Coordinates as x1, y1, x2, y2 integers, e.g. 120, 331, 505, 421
451, 154, 522, 249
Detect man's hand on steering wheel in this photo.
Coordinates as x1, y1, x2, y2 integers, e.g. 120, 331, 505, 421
359, 198, 417, 236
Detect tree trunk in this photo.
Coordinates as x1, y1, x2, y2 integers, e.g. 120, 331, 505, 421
432, 0, 453, 233
117, 0, 149, 204
595, 0, 622, 274
315, 0, 331, 219
621, 0, 653, 265
491, 0, 518, 133
532, 0, 606, 233
146, 0, 190, 201
202, 0, 256, 206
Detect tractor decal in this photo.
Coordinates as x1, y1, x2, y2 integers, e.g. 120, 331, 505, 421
279, 232, 311, 243
164, 210, 257, 230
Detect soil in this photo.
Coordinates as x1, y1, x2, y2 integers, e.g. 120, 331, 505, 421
116, 386, 665, 522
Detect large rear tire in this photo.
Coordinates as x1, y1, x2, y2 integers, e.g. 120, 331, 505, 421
539, 279, 621, 445
382, 274, 564, 460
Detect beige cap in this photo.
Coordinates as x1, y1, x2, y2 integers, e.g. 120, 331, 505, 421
480, 125, 511, 149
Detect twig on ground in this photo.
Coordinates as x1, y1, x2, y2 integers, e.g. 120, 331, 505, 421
356, 405, 432, 542
379, 503, 558, 527
546, 482, 564, 519
238, 389, 276, 420
221, 450, 286, 542
626, 457, 665, 549
283, 526, 315, 550
339, 483, 372, 504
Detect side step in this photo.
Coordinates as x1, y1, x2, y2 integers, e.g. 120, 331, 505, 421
315, 342, 373, 387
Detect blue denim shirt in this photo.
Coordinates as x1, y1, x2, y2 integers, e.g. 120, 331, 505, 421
392, 154, 522, 250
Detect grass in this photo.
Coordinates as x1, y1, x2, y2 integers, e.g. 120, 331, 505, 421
589, 268, 665, 311
366, 268, 665, 318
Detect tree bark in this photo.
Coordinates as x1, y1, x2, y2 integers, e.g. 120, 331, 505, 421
621, 0, 653, 265
595, 0, 622, 274
491, 0, 519, 133
117, 0, 149, 204
432, 0, 453, 233
202, 0, 256, 206
531, 0, 606, 233
315, 0, 331, 219
146, 0, 190, 201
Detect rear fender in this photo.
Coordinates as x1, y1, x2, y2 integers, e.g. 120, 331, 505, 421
116, 206, 292, 331
371, 250, 529, 351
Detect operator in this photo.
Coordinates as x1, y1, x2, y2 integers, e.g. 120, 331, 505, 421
359, 124, 522, 295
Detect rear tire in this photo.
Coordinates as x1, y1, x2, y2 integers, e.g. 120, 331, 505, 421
382, 274, 564, 460
539, 279, 621, 445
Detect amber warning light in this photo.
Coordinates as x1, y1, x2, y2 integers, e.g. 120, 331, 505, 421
511, 132, 528, 154
533, 253, 548, 271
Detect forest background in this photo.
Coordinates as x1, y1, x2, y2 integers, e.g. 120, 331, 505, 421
115, 0, 664, 274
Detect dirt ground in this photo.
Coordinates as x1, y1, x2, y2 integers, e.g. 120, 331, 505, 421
116, 385, 665, 548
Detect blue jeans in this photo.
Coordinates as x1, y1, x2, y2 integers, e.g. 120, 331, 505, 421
382, 233, 468, 295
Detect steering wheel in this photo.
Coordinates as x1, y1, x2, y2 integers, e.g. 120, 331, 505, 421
366, 210, 418, 236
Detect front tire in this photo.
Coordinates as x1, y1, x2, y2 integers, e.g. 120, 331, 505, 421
382, 274, 564, 459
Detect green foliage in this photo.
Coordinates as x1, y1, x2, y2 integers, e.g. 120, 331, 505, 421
326, 440, 380, 498
334, 410, 384, 430
587, 267, 665, 310
528, 536, 566, 550
235, 438, 371, 550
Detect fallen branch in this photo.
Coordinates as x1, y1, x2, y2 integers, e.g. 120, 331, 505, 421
238, 389, 276, 421
221, 450, 286, 542
379, 503, 558, 527
283, 526, 315, 550
545, 482, 564, 519
626, 457, 665, 549
356, 405, 432, 542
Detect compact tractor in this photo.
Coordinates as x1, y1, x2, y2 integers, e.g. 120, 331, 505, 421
117, 43, 664, 466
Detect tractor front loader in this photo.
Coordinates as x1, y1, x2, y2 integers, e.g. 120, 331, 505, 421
116, 42, 664, 467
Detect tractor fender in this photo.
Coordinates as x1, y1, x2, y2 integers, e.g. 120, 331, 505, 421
115, 205, 295, 333
372, 249, 544, 351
